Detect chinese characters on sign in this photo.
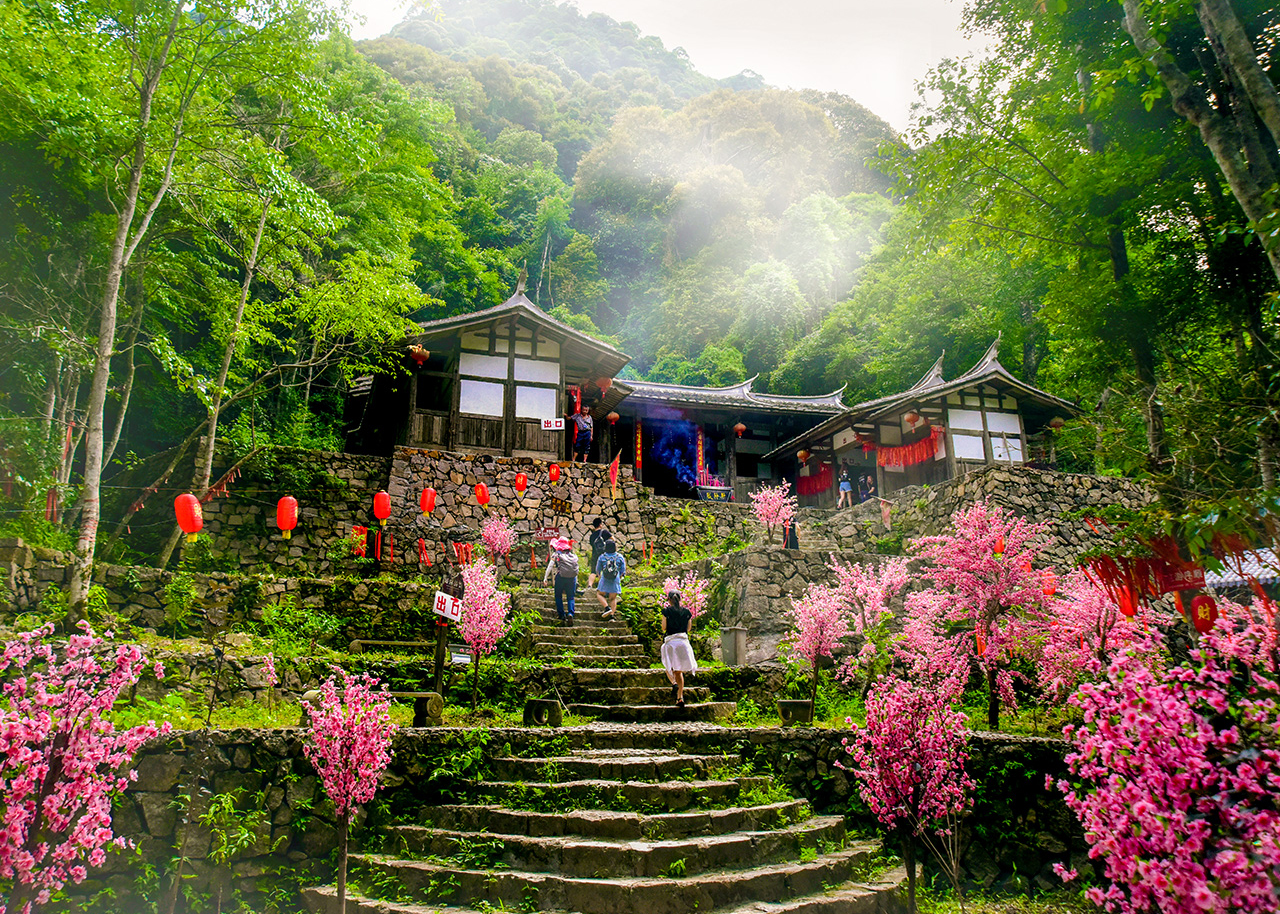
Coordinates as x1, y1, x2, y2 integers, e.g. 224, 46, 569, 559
534, 526, 560, 541
1158, 566, 1206, 593
432, 591, 462, 623
541, 418, 565, 430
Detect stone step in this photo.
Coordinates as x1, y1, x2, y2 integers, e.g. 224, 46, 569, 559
490, 750, 741, 782
534, 608, 632, 623
573, 686, 711, 704
385, 816, 847, 878
474, 776, 766, 812
303, 868, 907, 914
534, 642, 647, 657
417, 800, 811, 840
567, 702, 736, 724
552, 669, 682, 688
547, 657, 646, 670
532, 632, 641, 646
345, 842, 878, 914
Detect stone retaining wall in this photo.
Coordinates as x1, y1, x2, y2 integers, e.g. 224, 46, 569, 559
71, 725, 1080, 911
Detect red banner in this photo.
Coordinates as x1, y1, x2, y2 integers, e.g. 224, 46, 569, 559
796, 463, 833, 496
878, 426, 944, 468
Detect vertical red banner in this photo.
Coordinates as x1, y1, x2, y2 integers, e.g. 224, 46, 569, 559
634, 419, 642, 482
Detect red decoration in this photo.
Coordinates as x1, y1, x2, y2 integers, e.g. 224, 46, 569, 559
277, 496, 298, 540
1041, 569, 1057, 598
44, 488, 58, 523
174, 494, 203, 544
797, 449, 811, 465
994, 536, 1005, 557
475, 483, 490, 507
1190, 595, 1218, 634
420, 487, 436, 514
407, 344, 430, 367
351, 525, 368, 558
1118, 588, 1138, 618
607, 411, 620, 426
373, 491, 391, 527
549, 463, 561, 483
514, 472, 527, 493
877, 426, 944, 468
734, 422, 747, 438
904, 410, 921, 428
1049, 416, 1066, 430
856, 432, 877, 451
596, 376, 613, 395
796, 463, 834, 496
454, 542, 473, 565
418, 538, 431, 567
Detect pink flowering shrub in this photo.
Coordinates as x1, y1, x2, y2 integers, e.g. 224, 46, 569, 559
1052, 628, 1280, 914
898, 500, 1049, 729
785, 584, 850, 704
1030, 572, 1168, 702
1207, 595, 1279, 670
460, 560, 512, 708
829, 557, 908, 688
0, 623, 168, 914
302, 668, 397, 914
840, 670, 972, 913
480, 515, 517, 565
750, 480, 797, 541
662, 572, 708, 619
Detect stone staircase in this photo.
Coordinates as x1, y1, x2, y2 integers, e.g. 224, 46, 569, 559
523, 588, 650, 669
302, 743, 907, 914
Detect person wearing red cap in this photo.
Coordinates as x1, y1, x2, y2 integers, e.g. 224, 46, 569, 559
542, 536, 579, 625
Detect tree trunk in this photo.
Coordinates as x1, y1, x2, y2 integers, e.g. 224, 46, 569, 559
472, 651, 480, 710
901, 826, 917, 914
1198, 0, 1280, 150
986, 666, 1000, 730
337, 815, 349, 914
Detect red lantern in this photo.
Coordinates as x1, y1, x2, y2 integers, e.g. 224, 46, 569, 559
1041, 569, 1057, 598
373, 491, 391, 527
797, 449, 810, 465
607, 411, 620, 426
174, 494, 202, 544
596, 376, 613, 395
475, 483, 490, 507
420, 487, 436, 514
993, 536, 1005, 556
1190, 595, 1218, 634
905, 410, 922, 428
514, 472, 528, 493
277, 496, 298, 540
407, 344, 430, 367
734, 422, 747, 438
549, 463, 560, 483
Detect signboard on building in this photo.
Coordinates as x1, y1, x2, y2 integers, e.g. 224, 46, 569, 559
1159, 566, 1206, 593
432, 591, 463, 623
542, 418, 565, 430
534, 526, 560, 541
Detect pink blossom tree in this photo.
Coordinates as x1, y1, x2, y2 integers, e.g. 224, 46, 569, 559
750, 480, 797, 543
480, 515, 517, 569
0, 623, 169, 914
1029, 572, 1169, 702
1051, 624, 1280, 914
899, 500, 1049, 729
840, 670, 973, 913
460, 560, 512, 709
785, 584, 850, 706
829, 557, 909, 691
302, 668, 397, 914
662, 572, 708, 620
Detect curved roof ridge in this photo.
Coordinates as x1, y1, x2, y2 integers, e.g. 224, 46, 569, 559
955, 334, 1006, 381
747, 384, 847, 407
628, 376, 758, 396
909, 352, 947, 391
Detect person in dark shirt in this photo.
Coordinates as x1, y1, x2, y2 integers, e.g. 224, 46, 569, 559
586, 517, 612, 591
660, 592, 697, 707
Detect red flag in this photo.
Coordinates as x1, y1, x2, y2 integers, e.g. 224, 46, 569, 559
608, 451, 621, 497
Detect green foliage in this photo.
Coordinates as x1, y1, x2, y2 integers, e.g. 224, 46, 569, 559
260, 596, 344, 656
200, 788, 275, 866
162, 573, 200, 638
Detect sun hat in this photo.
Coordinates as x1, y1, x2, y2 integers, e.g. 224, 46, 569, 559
551, 536, 572, 551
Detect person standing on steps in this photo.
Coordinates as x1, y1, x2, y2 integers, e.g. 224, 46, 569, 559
594, 538, 625, 619
586, 516, 612, 591
836, 461, 853, 508
572, 406, 594, 464
661, 591, 697, 708
543, 536, 579, 626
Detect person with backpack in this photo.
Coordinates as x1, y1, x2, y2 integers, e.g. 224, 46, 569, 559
586, 517, 612, 590
661, 591, 697, 708
543, 536, 579, 625
594, 538, 625, 619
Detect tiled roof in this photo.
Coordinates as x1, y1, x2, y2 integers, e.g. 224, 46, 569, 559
622, 377, 846, 415
1205, 549, 1280, 587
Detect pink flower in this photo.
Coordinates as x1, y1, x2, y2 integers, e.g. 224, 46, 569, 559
263, 653, 278, 689
750, 481, 797, 534
459, 560, 512, 658
302, 668, 397, 823
663, 573, 708, 619
480, 515, 517, 561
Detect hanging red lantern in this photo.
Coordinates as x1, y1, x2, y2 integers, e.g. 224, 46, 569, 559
596, 376, 613, 395
1049, 416, 1066, 430
1041, 569, 1057, 598
514, 472, 528, 493
277, 496, 298, 540
797, 449, 810, 465
373, 491, 391, 527
607, 411, 620, 426
549, 463, 560, 483
733, 422, 747, 438
1190, 595, 1218, 634
993, 536, 1005, 557
420, 487, 436, 514
475, 482, 490, 507
904, 410, 922, 428
407, 344, 430, 367
174, 494, 203, 544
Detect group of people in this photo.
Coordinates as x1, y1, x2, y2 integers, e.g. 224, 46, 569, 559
836, 461, 877, 509
542, 516, 696, 706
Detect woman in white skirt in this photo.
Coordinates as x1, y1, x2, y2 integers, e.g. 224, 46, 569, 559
661, 591, 697, 707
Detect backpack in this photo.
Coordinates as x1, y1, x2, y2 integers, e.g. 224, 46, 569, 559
555, 551, 579, 578
600, 554, 621, 583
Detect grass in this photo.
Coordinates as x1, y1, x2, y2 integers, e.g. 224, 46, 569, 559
917, 889, 1096, 914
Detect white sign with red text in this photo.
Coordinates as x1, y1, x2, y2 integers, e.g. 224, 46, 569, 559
432, 591, 463, 623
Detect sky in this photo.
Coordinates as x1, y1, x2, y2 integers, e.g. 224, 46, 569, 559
341, 0, 985, 132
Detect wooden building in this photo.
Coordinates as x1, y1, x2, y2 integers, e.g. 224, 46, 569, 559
345, 289, 631, 461
611, 378, 847, 502
764, 339, 1079, 503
